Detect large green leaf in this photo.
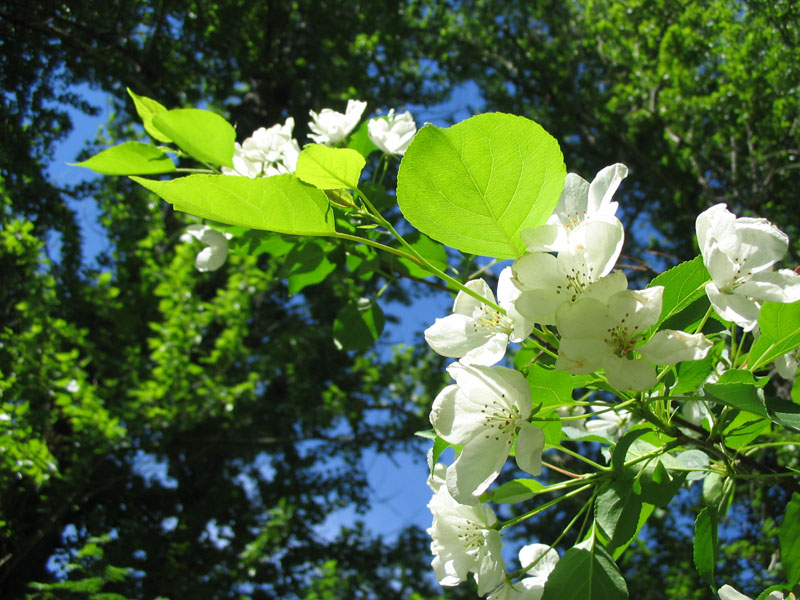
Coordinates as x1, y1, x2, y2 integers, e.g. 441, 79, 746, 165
127, 88, 171, 143
542, 543, 628, 600
72, 142, 175, 175
748, 300, 800, 370
396, 113, 565, 259
295, 144, 366, 190
130, 174, 335, 236
152, 108, 235, 168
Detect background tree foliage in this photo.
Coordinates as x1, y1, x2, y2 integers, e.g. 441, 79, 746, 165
1, 0, 797, 598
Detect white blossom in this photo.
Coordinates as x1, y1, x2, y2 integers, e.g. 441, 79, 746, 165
776, 348, 800, 380
368, 109, 417, 155
696, 203, 800, 331
584, 406, 632, 441
487, 544, 560, 600
513, 218, 627, 325
424, 267, 533, 366
222, 117, 300, 177
308, 99, 367, 145
718, 584, 784, 600
180, 225, 230, 272
521, 163, 628, 253
430, 363, 545, 505
555, 287, 712, 391
428, 474, 505, 595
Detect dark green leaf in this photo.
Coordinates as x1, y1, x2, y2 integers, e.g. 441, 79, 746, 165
780, 493, 800, 586
693, 506, 718, 587
542, 543, 628, 600
596, 480, 643, 551
333, 298, 385, 351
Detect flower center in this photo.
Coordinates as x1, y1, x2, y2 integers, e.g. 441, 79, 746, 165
603, 311, 642, 357
456, 519, 490, 551
472, 304, 514, 336
478, 397, 520, 443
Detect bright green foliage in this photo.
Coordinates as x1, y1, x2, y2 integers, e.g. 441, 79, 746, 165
151, 108, 235, 168
397, 113, 565, 259
492, 479, 544, 504
296, 144, 366, 190
131, 174, 337, 235
72, 142, 176, 175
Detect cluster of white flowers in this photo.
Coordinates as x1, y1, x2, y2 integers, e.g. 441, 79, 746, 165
222, 117, 301, 178
422, 162, 800, 596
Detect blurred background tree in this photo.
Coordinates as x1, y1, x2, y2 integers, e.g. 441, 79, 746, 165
1, 0, 797, 598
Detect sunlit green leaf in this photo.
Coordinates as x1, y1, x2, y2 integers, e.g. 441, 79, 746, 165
152, 108, 235, 167
130, 174, 335, 236
693, 507, 718, 588
296, 144, 366, 190
397, 113, 565, 258
492, 478, 544, 504
72, 142, 175, 175
127, 88, 172, 143
542, 543, 628, 600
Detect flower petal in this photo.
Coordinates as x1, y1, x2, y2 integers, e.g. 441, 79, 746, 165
515, 423, 545, 476
603, 355, 657, 391
638, 330, 712, 365
736, 269, 800, 303
706, 281, 761, 330
586, 163, 627, 217
447, 434, 511, 504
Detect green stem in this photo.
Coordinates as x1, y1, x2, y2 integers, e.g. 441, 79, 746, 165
354, 186, 506, 313
693, 305, 715, 334
555, 445, 610, 472
330, 232, 425, 266
497, 483, 594, 531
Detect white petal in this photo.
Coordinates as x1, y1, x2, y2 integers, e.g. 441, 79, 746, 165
696, 204, 737, 258
498, 267, 535, 341
512, 252, 565, 291
604, 355, 657, 391
194, 244, 228, 272
776, 352, 798, 380
607, 287, 663, 333
586, 163, 627, 216
521, 223, 568, 252
453, 278, 496, 316
583, 270, 629, 303
519, 543, 560, 580
460, 333, 509, 367
706, 282, 761, 330
638, 330, 712, 365
515, 423, 545, 476
734, 217, 789, 274
555, 297, 609, 340
555, 336, 609, 374
736, 269, 800, 303
447, 434, 511, 504
560, 218, 625, 281
424, 313, 487, 357
448, 363, 532, 419
717, 584, 753, 600
557, 173, 591, 223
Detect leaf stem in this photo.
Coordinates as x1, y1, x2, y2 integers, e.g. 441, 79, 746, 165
497, 483, 594, 530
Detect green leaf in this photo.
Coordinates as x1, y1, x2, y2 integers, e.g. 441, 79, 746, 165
704, 371, 768, 418
612, 425, 653, 479
674, 449, 710, 481
780, 493, 800, 586
621, 439, 685, 507
612, 503, 655, 560
152, 108, 236, 167
765, 396, 800, 430
596, 480, 643, 551
672, 354, 716, 395
333, 298, 385, 351
749, 301, 800, 370
283, 240, 336, 295
693, 506, 718, 588
492, 478, 544, 504
295, 144, 366, 190
72, 142, 175, 175
526, 364, 574, 409
542, 543, 628, 600
396, 113, 565, 259
647, 256, 710, 333
127, 88, 171, 142
722, 411, 770, 450
130, 174, 335, 236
